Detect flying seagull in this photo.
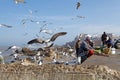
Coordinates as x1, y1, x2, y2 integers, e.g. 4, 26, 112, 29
0, 24, 12, 28
30, 20, 40, 24
14, 0, 26, 4
50, 32, 67, 42
5, 46, 21, 51
76, 2, 81, 10
21, 18, 30, 26
40, 28, 53, 35
27, 38, 45, 44
77, 16, 86, 19
28, 9, 38, 14
27, 32, 67, 44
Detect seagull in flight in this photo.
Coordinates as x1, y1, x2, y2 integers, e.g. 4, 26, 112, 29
77, 16, 86, 19
39, 28, 53, 35
5, 46, 21, 51
27, 32, 67, 44
14, 0, 26, 4
0, 24, 12, 28
30, 20, 40, 24
28, 9, 38, 14
76, 2, 81, 10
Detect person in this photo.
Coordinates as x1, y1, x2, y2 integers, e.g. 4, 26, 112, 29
75, 39, 81, 58
106, 37, 113, 48
77, 36, 94, 64
89, 40, 94, 48
101, 32, 107, 46
0, 51, 4, 64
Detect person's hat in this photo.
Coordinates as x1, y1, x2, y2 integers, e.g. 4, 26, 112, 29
86, 35, 91, 38
85, 35, 91, 41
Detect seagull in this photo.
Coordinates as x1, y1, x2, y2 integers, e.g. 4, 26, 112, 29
40, 28, 53, 35
21, 18, 30, 26
5, 46, 21, 51
50, 32, 67, 42
27, 38, 54, 48
77, 16, 85, 18
28, 9, 38, 14
27, 38, 45, 44
76, 2, 81, 10
30, 20, 40, 24
14, 0, 26, 4
71, 16, 85, 20
0, 24, 12, 28
27, 32, 67, 45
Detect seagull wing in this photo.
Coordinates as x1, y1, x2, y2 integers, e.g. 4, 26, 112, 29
50, 32, 67, 42
5, 47, 12, 51
4, 46, 13, 51
27, 38, 44, 44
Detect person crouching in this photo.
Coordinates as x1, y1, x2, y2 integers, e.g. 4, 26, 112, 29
77, 36, 94, 64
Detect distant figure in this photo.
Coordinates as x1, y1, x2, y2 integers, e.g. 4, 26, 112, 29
106, 37, 113, 48
101, 32, 107, 46
77, 36, 94, 64
75, 39, 81, 58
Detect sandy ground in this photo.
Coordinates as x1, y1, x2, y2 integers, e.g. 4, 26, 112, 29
82, 54, 120, 71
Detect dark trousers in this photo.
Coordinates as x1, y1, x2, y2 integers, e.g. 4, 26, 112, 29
81, 54, 88, 63
102, 40, 106, 46
76, 48, 80, 58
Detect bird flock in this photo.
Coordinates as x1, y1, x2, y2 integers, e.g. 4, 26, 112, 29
0, 1, 85, 65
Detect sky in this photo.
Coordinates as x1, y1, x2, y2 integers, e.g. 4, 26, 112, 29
0, 0, 120, 46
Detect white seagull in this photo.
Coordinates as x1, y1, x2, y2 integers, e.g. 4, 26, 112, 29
27, 32, 67, 44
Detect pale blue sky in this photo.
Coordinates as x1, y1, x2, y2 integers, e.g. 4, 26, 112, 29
0, 0, 120, 46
